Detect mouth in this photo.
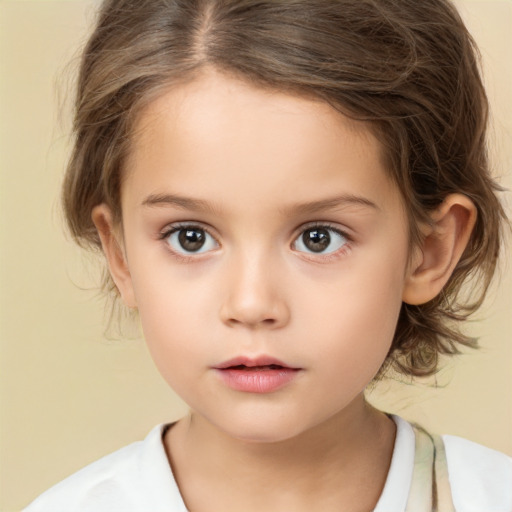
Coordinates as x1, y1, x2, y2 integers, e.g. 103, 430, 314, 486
226, 364, 288, 371
214, 356, 299, 371
213, 356, 301, 393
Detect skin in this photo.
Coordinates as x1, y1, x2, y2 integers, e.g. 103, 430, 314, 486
93, 69, 476, 511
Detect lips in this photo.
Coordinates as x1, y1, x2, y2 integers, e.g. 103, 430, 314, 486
226, 364, 285, 371
213, 356, 301, 393
215, 356, 296, 370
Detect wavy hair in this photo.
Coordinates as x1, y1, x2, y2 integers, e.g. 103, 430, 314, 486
63, 0, 507, 377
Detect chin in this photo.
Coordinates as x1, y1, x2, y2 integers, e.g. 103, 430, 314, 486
211, 410, 313, 445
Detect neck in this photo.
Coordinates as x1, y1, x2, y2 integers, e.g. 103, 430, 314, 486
164, 395, 396, 512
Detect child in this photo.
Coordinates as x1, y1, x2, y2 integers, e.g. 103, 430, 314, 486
24, 0, 511, 510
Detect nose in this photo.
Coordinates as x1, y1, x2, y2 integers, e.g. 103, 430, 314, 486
219, 251, 290, 330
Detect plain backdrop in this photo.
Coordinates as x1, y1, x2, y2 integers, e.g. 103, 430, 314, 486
0, 1, 511, 510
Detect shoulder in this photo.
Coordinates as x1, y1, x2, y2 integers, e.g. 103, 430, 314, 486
23, 424, 186, 512
388, 416, 512, 512
443, 434, 512, 512
23, 440, 146, 512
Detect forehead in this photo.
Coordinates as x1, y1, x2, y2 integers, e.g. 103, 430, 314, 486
130, 71, 379, 157
123, 69, 402, 218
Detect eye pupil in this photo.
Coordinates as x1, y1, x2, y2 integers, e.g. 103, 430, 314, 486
303, 228, 330, 252
178, 229, 205, 251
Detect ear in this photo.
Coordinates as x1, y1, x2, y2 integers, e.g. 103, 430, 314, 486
91, 204, 137, 308
402, 194, 477, 305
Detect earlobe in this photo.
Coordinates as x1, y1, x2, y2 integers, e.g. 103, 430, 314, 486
402, 194, 477, 305
91, 205, 137, 308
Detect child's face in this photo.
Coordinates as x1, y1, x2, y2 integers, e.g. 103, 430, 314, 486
114, 70, 413, 442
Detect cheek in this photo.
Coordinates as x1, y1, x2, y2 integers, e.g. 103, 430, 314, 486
304, 251, 406, 374
125, 248, 206, 360
316, 298, 399, 378
134, 279, 204, 344
135, 289, 207, 396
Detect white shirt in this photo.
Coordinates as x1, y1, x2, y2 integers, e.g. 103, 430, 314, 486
24, 416, 512, 512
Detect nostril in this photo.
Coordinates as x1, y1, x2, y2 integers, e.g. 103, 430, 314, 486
225, 316, 277, 328
219, 290, 290, 329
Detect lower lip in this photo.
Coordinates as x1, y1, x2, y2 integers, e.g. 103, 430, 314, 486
215, 367, 300, 393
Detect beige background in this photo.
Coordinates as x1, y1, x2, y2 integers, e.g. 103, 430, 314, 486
0, 0, 510, 510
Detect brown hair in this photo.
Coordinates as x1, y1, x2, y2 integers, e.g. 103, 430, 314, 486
63, 0, 507, 377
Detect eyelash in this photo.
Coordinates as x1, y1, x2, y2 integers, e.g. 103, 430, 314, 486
158, 221, 352, 263
159, 222, 219, 263
296, 222, 352, 256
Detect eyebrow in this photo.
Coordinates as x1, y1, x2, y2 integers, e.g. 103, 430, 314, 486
141, 192, 379, 215
141, 193, 221, 214
279, 194, 380, 216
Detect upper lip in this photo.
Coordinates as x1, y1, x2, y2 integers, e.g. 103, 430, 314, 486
214, 356, 299, 370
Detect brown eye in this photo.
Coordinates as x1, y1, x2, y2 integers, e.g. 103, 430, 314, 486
302, 228, 331, 252
294, 226, 348, 255
166, 226, 218, 254
178, 228, 206, 252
